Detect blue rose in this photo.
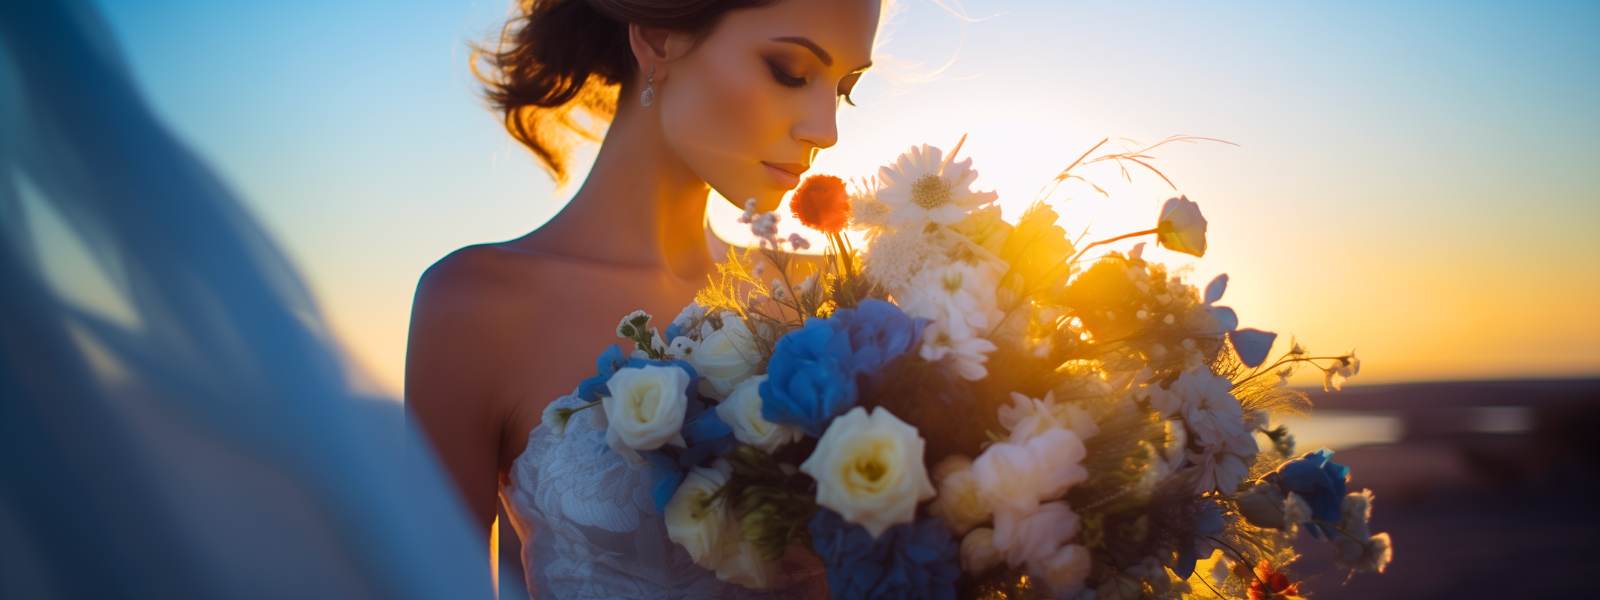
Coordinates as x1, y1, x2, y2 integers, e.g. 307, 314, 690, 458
808, 509, 959, 600
760, 319, 857, 437
761, 300, 924, 437
1272, 448, 1350, 533
831, 299, 925, 376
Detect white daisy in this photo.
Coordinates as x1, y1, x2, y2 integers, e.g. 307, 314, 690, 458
874, 143, 998, 227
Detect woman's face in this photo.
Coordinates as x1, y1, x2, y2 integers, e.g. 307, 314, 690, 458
656, 0, 882, 211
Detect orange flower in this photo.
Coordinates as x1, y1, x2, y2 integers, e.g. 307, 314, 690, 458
1245, 560, 1304, 600
791, 174, 851, 234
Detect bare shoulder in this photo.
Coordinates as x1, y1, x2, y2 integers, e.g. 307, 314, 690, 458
414, 243, 542, 314
407, 242, 599, 466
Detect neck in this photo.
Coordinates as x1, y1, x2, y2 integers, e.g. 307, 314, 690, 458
533, 93, 717, 283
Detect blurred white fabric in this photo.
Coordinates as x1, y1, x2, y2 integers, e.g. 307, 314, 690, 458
0, 2, 490, 597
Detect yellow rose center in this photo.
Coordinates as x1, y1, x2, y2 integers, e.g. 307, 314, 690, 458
629, 386, 660, 423
841, 439, 897, 495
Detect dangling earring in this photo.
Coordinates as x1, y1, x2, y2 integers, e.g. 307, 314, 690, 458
640, 66, 656, 107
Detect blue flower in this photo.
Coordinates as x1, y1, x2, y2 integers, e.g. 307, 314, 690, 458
576, 344, 627, 401
576, 344, 700, 402
761, 320, 857, 437
831, 300, 925, 376
1272, 448, 1350, 532
808, 509, 959, 600
574, 344, 732, 512
761, 300, 924, 437
1173, 498, 1225, 579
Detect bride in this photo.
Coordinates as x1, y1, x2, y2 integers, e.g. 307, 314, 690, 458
406, 0, 882, 596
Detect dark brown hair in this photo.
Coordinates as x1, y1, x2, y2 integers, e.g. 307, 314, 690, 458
473, 0, 778, 184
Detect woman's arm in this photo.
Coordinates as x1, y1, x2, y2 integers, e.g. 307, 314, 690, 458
405, 246, 519, 537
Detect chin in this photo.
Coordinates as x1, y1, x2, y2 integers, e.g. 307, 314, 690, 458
716, 184, 785, 213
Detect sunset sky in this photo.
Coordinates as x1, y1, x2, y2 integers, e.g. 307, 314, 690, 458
34, 0, 1597, 396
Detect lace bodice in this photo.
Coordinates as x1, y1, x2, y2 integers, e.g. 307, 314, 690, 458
500, 393, 828, 599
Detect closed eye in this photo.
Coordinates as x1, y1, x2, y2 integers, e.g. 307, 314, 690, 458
769, 60, 862, 107
767, 61, 806, 88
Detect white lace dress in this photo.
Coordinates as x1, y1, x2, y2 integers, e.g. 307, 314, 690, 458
501, 392, 829, 599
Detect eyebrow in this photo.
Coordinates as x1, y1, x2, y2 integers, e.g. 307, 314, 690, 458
772, 36, 872, 72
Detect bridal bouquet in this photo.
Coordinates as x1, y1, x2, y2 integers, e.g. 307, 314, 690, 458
544, 136, 1391, 599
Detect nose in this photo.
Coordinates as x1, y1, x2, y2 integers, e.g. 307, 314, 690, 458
793, 93, 839, 152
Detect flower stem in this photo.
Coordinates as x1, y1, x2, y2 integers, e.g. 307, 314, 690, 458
1232, 355, 1350, 388
1066, 227, 1160, 266
1206, 535, 1272, 591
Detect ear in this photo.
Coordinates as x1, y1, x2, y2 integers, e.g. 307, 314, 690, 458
627, 24, 670, 81
628, 24, 693, 83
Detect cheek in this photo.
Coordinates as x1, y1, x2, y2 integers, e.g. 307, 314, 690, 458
660, 55, 788, 204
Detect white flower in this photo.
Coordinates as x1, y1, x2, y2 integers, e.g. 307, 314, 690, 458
918, 319, 999, 381
860, 227, 942, 294
1283, 492, 1313, 528
1336, 531, 1393, 574
971, 429, 1089, 519
601, 365, 690, 462
799, 406, 936, 538
1167, 368, 1259, 457
688, 312, 762, 399
899, 260, 1005, 337
1189, 445, 1252, 494
541, 400, 573, 437
665, 461, 732, 565
873, 143, 998, 227
960, 527, 1003, 573
1034, 543, 1092, 596
715, 375, 803, 452
1156, 195, 1207, 257
1323, 351, 1361, 391
1340, 489, 1376, 537
665, 461, 783, 589
999, 391, 1100, 444
991, 501, 1080, 568
670, 302, 708, 340
1022, 429, 1091, 499
928, 455, 992, 535
667, 336, 698, 359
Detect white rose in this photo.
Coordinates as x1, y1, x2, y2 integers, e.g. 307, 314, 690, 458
716, 375, 803, 452
992, 501, 1080, 568
1156, 195, 1208, 257
601, 365, 690, 462
1033, 543, 1091, 595
688, 312, 762, 399
928, 456, 991, 535
664, 462, 732, 565
799, 406, 935, 538
960, 527, 1003, 573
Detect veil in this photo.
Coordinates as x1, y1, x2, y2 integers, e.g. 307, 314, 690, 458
0, 1, 489, 597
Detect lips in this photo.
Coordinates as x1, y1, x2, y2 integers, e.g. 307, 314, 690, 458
761, 161, 809, 189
